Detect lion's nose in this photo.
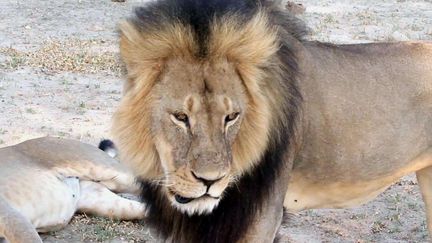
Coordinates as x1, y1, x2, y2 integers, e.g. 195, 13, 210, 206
191, 171, 225, 187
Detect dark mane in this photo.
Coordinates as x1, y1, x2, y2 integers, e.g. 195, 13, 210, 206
130, 0, 306, 57
134, 0, 304, 242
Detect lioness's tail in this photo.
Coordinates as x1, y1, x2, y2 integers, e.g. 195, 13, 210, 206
0, 196, 41, 243
98, 139, 118, 158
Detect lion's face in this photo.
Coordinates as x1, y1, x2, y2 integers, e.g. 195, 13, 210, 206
115, 13, 278, 216
150, 58, 247, 214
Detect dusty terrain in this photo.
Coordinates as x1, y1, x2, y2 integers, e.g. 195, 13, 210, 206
0, 0, 431, 242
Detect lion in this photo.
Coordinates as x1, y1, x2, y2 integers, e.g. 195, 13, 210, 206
0, 137, 145, 243
112, 0, 432, 242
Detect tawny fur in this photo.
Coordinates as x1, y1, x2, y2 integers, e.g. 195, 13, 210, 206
0, 137, 145, 243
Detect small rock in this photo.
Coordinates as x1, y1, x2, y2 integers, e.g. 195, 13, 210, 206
285, 1, 306, 15
391, 31, 409, 41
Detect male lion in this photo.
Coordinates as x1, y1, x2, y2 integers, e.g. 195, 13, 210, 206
113, 0, 432, 242
0, 137, 145, 243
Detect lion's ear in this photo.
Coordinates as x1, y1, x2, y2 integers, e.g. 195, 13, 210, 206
118, 21, 165, 93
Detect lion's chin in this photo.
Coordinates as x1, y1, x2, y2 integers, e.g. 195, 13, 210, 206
167, 194, 221, 215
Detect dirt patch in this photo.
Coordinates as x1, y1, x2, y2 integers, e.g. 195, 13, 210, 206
1, 0, 431, 242
41, 215, 155, 243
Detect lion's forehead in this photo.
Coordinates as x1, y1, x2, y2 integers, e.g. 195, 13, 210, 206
158, 58, 247, 111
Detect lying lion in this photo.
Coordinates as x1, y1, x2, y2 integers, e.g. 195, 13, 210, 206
110, 0, 432, 242
0, 137, 145, 243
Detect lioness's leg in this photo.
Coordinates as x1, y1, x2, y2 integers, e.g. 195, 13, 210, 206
77, 181, 146, 220
416, 164, 432, 235
55, 163, 140, 195
0, 196, 42, 243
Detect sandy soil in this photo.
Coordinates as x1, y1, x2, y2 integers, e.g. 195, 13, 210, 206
0, 0, 431, 242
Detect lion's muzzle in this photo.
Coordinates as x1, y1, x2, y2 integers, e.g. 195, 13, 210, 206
167, 168, 230, 215
173, 172, 225, 204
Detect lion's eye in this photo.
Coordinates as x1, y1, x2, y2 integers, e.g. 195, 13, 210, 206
173, 112, 189, 125
225, 112, 240, 124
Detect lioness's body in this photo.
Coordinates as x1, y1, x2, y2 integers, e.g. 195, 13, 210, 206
286, 42, 432, 212
0, 137, 144, 243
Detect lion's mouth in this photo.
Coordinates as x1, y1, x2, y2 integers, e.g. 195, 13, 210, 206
174, 194, 194, 204
170, 190, 220, 204
166, 188, 223, 215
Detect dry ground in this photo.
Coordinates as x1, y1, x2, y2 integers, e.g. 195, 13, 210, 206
0, 0, 431, 242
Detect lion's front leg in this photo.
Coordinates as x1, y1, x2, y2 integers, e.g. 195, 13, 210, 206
239, 200, 285, 242
240, 163, 291, 243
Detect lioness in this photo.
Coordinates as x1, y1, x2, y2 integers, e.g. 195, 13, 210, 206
112, 0, 431, 242
0, 137, 145, 243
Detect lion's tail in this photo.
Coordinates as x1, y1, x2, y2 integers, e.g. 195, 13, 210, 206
0, 196, 42, 243
98, 139, 118, 158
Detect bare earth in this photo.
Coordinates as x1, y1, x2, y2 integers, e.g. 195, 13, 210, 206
0, 0, 431, 242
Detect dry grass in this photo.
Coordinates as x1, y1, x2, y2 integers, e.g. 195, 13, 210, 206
0, 39, 124, 75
